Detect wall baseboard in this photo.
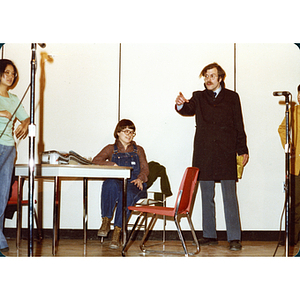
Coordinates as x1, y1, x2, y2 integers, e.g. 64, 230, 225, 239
4, 228, 283, 242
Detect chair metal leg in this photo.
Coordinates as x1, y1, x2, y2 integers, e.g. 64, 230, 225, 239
186, 213, 200, 255
122, 212, 145, 256
174, 215, 188, 256
174, 213, 200, 256
141, 214, 187, 256
140, 214, 167, 249
140, 213, 200, 256
83, 178, 88, 246
140, 214, 157, 252
162, 194, 166, 244
52, 176, 61, 256
16, 177, 24, 249
33, 208, 43, 241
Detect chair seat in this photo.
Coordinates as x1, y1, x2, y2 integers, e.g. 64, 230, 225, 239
135, 198, 164, 206
128, 205, 176, 217
7, 200, 36, 205
128, 205, 190, 217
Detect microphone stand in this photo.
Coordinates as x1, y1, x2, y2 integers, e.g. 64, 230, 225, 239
283, 93, 291, 256
28, 43, 37, 256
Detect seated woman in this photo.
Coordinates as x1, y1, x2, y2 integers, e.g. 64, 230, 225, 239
92, 119, 149, 249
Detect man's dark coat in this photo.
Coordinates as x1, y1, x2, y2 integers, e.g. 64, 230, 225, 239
176, 83, 248, 181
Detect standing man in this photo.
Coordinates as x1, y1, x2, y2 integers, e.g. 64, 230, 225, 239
278, 84, 300, 246
175, 62, 249, 251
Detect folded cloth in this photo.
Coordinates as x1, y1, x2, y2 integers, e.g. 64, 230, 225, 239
147, 161, 172, 197
236, 155, 244, 179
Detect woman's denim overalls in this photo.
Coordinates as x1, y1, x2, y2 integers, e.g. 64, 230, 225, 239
101, 144, 147, 228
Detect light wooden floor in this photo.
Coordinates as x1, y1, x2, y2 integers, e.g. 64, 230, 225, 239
3, 238, 300, 257
3, 239, 299, 300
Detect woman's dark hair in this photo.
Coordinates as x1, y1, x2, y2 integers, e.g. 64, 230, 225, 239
200, 62, 226, 82
297, 84, 300, 92
114, 119, 136, 139
0, 59, 18, 86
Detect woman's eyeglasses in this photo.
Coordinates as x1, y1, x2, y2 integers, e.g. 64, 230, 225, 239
121, 130, 136, 137
3, 70, 17, 78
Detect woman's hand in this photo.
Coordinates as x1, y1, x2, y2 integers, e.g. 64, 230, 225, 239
131, 178, 144, 190
0, 110, 12, 119
15, 118, 30, 140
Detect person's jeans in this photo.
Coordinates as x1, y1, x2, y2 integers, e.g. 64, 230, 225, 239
200, 180, 241, 242
101, 179, 147, 228
0, 144, 16, 249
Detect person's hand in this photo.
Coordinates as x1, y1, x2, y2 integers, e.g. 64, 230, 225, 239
131, 178, 144, 190
242, 154, 249, 166
0, 110, 12, 119
175, 92, 189, 105
15, 118, 30, 140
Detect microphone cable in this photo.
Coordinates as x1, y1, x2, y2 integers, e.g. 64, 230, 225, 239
273, 198, 286, 256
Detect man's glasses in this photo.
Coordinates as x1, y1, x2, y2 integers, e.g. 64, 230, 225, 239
203, 74, 218, 80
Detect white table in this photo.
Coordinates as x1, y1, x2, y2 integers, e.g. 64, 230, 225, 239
15, 164, 132, 255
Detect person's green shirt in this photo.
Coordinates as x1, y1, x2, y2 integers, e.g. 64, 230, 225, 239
0, 91, 29, 146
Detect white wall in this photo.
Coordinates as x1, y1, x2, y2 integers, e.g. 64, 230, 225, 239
3, 43, 299, 233
236, 43, 300, 230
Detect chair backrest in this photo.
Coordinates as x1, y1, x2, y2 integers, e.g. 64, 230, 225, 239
8, 180, 18, 205
174, 167, 199, 215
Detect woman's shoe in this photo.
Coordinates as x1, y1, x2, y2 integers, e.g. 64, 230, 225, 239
97, 217, 111, 237
109, 226, 121, 249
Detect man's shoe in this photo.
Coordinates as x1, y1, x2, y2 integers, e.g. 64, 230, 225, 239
109, 226, 121, 249
198, 237, 218, 245
97, 217, 112, 237
229, 240, 242, 251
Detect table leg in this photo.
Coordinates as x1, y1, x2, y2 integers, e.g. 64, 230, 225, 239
16, 177, 24, 249
52, 176, 60, 255
83, 178, 88, 245
121, 178, 128, 246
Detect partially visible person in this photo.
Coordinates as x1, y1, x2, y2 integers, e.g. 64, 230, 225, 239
278, 84, 300, 245
92, 119, 149, 249
0, 59, 30, 252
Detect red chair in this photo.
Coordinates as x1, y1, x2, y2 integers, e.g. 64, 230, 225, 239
5, 180, 42, 242
122, 167, 200, 256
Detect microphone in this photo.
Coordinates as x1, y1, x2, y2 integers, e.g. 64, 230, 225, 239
273, 91, 291, 96
38, 43, 46, 48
